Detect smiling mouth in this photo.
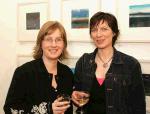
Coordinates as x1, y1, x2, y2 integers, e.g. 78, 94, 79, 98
97, 39, 104, 43
49, 49, 58, 53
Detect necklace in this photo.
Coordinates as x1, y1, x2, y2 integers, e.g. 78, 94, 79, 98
97, 54, 113, 68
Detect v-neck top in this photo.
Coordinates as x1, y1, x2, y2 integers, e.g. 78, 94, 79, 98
85, 76, 106, 114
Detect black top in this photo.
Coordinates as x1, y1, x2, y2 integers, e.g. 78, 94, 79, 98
86, 76, 106, 114
4, 58, 73, 114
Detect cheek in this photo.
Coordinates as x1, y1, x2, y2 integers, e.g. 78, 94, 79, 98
41, 42, 47, 50
106, 32, 114, 39
41, 42, 44, 50
60, 43, 65, 50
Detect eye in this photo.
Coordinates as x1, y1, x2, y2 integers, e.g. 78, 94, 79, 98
91, 28, 98, 32
44, 37, 52, 42
56, 37, 63, 42
101, 27, 108, 31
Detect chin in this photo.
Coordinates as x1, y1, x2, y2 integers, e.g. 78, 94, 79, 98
96, 45, 106, 49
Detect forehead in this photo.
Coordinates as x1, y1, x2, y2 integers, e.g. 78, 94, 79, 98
95, 20, 109, 27
46, 29, 61, 35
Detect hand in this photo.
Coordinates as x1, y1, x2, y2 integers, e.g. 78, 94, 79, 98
52, 97, 70, 114
72, 91, 90, 107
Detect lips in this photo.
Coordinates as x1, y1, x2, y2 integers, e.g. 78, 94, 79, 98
49, 49, 58, 53
96, 39, 104, 44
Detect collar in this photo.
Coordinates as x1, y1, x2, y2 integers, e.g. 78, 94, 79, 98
112, 48, 124, 64
37, 58, 62, 76
90, 47, 124, 65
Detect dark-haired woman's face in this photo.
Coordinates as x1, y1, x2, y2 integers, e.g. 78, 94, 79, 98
90, 20, 115, 49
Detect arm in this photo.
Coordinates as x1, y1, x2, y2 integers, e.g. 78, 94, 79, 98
128, 61, 146, 114
73, 55, 84, 91
3, 67, 33, 114
72, 55, 85, 106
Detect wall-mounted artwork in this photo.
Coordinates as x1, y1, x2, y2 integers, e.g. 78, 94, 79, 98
117, 0, 150, 42
61, 0, 100, 41
26, 12, 40, 30
17, 2, 48, 41
129, 4, 150, 27
71, 9, 89, 29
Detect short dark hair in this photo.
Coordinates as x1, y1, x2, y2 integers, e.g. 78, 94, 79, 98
90, 11, 120, 46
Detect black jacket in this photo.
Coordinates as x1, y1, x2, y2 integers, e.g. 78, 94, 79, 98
74, 48, 146, 114
4, 58, 73, 114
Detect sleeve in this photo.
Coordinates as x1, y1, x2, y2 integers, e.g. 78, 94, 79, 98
128, 61, 146, 114
3, 67, 33, 114
73, 54, 85, 91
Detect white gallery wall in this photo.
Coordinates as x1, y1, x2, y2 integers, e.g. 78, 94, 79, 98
0, 0, 17, 114
0, 0, 150, 114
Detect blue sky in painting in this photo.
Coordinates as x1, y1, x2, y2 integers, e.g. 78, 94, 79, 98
130, 4, 150, 13
72, 9, 89, 18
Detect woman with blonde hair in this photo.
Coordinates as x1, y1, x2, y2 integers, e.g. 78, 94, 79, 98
4, 21, 73, 114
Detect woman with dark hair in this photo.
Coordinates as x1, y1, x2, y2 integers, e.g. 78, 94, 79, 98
4, 21, 73, 114
72, 11, 146, 114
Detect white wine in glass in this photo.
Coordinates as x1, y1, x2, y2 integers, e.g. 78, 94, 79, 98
78, 96, 89, 107
77, 91, 90, 114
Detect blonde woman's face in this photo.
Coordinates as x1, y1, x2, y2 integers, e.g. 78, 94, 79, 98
41, 29, 64, 60
90, 20, 115, 49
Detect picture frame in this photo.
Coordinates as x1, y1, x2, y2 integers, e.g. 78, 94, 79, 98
17, 2, 49, 41
61, 0, 100, 42
117, 0, 150, 42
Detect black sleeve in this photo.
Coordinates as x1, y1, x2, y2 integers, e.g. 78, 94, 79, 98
3, 67, 33, 114
128, 61, 146, 114
74, 54, 85, 91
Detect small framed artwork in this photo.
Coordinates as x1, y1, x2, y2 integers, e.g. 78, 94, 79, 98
61, 0, 100, 42
17, 2, 48, 41
117, 0, 150, 42
71, 9, 89, 29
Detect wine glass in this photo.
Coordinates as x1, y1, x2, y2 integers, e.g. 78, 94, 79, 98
57, 93, 71, 103
76, 91, 90, 114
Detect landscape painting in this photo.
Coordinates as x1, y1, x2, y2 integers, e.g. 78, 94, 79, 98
129, 4, 150, 27
71, 9, 89, 29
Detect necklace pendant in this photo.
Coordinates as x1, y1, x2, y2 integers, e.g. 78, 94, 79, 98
103, 63, 108, 68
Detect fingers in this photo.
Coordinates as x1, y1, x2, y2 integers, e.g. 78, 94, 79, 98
52, 99, 70, 114
72, 91, 90, 107
71, 91, 81, 106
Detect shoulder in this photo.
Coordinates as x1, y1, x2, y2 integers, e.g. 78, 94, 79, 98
78, 51, 95, 61
58, 62, 73, 75
115, 50, 140, 69
117, 51, 139, 64
14, 59, 42, 78
16, 59, 38, 72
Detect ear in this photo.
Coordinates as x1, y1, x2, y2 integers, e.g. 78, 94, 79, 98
113, 33, 116, 36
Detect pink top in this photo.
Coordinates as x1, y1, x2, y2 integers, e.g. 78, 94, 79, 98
96, 77, 105, 86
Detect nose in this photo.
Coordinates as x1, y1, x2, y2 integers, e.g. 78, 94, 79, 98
96, 29, 102, 37
51, 40, 57, 47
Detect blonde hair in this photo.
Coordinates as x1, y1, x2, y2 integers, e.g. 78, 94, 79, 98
33, 21, 68, 60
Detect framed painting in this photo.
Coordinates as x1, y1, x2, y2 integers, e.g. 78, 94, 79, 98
117, 0, 150, 42
17, 2, 48, 41
61, 0, 100, 42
